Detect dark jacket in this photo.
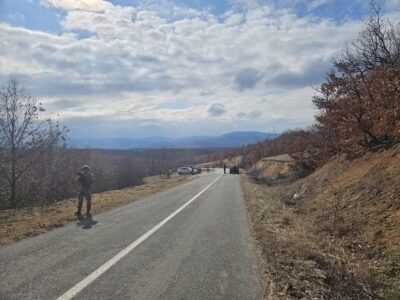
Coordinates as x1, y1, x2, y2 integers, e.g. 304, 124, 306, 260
78, 171, 94, 189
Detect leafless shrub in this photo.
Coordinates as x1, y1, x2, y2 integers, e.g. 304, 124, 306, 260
0, 77, 67, 210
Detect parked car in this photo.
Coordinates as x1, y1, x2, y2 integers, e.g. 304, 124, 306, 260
229, 165, 239, 174
184, 165, 202, 175
177, 166, 192, 175
191, 166, 202, 174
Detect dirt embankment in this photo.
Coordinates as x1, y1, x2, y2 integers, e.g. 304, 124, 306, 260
242, 145, 400, 299
248, 154, 295, 183
0, 174, 195, 246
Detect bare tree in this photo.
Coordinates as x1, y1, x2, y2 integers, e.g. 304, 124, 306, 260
311, 0, 400, 156
0, 77, 67, 210
344, 0, 400, 72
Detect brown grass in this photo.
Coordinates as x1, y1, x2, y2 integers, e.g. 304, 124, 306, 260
0, 174, 195, 246
242, 175, 377, 299
254, 154, 294, 179
243, 145, 400, 299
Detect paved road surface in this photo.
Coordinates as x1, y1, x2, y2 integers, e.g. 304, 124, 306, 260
0, 171, 262, 300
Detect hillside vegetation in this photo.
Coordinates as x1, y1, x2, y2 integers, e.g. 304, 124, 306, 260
243, 145, 400, 299
239, 3, 400, 299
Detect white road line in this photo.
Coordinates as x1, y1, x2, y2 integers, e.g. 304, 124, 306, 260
57, 174, 223, 300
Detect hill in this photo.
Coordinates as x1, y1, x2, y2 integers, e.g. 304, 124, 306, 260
243, 145, 400, 299
68, 131, 275, 149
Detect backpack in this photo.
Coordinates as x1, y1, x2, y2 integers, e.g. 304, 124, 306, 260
78, 172, 94, 188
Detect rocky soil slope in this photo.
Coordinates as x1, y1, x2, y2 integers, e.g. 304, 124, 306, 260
243, 145, 400, 299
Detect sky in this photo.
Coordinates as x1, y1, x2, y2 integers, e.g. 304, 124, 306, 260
0, 0, 399, 138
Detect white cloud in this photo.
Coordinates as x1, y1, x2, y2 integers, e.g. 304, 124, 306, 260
306, 0, 332, 11
41, 0, 113, 12
388, 0, 400, 6
0, 0, 373, 137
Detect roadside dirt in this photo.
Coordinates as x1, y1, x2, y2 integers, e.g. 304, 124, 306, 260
0, 174, 196, 246
247, 154, 297, 185
242, 145, 400, 299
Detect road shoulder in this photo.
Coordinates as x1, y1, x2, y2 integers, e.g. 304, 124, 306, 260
0, 174, 199, 246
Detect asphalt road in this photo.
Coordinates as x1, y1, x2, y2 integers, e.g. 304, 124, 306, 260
0, 170, 262, 300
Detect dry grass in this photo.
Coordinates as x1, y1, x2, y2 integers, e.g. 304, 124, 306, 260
292, 146, 400, 261
242, 175, 377, 299
243, 146, 400, 299
0, 174, 195, 246
242, 175, 323, 298
247, 154, 299, 187
254, 155, 294, 179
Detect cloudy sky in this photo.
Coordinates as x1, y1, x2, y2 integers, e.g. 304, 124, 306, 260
0, 0, 399, 138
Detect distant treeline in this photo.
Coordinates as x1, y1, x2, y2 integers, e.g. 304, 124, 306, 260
0, 73, 220, 211
213, 2, 400, 171
0, 142, 217, 210
0, 77, 219, 211
0, 76, 219, 211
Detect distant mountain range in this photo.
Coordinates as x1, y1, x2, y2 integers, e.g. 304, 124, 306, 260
68, 131, 276, 149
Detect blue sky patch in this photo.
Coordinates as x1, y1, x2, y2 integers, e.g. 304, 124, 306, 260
0, 0, 65, 34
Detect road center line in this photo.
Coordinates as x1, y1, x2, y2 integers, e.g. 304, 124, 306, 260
57, 174, 223, 300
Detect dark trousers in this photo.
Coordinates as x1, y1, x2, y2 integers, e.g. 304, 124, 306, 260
77, 189, 92, 213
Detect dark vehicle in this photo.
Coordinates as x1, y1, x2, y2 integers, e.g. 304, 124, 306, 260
185, 165, 202, 174
193, 167, 202, 174
229, 165, 239, 174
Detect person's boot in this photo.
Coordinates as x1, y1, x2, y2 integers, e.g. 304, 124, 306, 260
86, 201, 92, 218
75, 209, 82, 218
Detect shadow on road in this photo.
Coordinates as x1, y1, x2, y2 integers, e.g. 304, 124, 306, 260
76, 215, 98, 229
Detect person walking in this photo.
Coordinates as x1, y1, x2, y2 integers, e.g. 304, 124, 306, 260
75, 165, 95, 218
223, 164, 227, 174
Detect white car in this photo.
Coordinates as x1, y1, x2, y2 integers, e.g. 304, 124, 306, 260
177, 166, 192, 175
